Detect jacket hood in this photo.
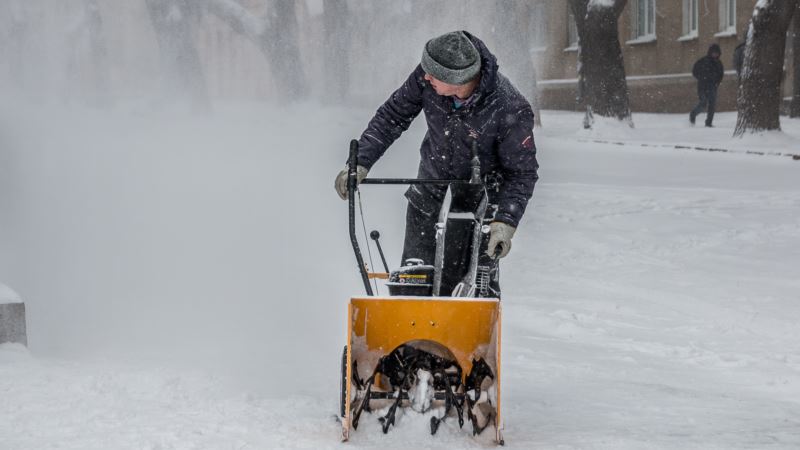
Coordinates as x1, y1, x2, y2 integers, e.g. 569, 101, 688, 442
461, 31, 499, 101
708, 44, 722, 56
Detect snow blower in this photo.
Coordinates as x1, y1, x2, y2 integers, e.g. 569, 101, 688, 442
340, 139, 504, 445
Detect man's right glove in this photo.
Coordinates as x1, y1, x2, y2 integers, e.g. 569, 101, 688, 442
334, 165, 369, 200
486, 221, 516, 259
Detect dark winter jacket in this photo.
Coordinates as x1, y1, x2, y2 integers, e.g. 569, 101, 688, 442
692, 44, 725, 89
355, 32, 539, 228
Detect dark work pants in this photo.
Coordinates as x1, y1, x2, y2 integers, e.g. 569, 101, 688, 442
400, 201, 502, 297
691, 86, 718, 125
400, 203, 438, 266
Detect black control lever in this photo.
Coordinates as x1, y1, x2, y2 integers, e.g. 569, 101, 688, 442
370, 231, 390, 273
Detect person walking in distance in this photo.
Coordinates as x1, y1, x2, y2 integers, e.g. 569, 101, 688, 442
690, 44, 724, 127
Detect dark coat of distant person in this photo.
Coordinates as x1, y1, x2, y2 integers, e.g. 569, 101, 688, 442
692, 44, 725, 89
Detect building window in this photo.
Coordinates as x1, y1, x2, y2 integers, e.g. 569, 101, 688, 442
631, 0, 656, 41
681, 0, 698, 38
719, 0, 736, 33
566, 8, 579, 50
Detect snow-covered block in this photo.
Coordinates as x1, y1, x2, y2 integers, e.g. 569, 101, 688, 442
0, 283, 27, 346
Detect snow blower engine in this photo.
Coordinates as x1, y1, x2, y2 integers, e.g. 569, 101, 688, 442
340, 139, 505, 445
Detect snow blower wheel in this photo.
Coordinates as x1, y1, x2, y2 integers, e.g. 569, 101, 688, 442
340, 345, 347, 419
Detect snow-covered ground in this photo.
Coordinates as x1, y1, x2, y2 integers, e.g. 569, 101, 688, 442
544, 110, 800, 160
1, 106, 799, 449
0, 283, 21, 303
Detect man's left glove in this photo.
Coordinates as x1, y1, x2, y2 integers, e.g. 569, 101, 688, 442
486, 221, 516, 259
334, 165, 369, 200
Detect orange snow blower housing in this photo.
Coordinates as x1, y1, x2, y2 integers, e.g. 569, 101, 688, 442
340, 140, 504, 445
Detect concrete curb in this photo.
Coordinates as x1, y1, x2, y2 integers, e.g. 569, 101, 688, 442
0, 302, 27, 346
576, 138, 800, 161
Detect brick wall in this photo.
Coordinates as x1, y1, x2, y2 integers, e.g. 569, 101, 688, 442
536, 0, 795, 113
540, 72, 740, 113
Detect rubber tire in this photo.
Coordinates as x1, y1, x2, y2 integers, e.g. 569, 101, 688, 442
340, 345, 347, 418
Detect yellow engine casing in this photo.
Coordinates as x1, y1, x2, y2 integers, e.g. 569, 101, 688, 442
342, 296, 503, 444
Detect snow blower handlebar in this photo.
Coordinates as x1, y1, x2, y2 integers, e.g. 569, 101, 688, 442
348, 139, 482, 295
348, 140, 374, 296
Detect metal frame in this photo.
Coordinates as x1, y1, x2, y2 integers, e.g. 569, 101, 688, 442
346, 139, 481, 296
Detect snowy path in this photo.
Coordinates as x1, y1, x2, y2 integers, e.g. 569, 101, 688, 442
503, 184, 800, 449
1, 106, 799, 449
541, 110, 800, 161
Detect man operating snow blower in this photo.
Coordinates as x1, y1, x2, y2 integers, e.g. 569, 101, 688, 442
335, 32, 539, 442
334, 30, 539, 293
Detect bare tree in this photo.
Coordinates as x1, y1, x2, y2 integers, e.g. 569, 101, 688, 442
492, 0, 542, 127
734, 0, 799, 136
145, 0, 209, 108
323, 0, 350, 103
84, 0, 110, 105
65, 0, 111, 107
791, 12, 800, 118
569, 0, 631, 128
265, 1, 307, 98
205, 0, 308, 100
2, 0, 32, 92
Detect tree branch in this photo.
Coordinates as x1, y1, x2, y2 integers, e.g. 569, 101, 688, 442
203, 0, 265, 40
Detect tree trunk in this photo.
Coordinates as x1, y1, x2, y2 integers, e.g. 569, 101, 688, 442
65, 0, 111, 107
569, 0, 631, 128
531, 72, 542, 127
145, 0, 209, 108
734, 0, 799, 136
4, 1, 32, 92
323, 0, 350, 103
492, 0, 542, 126
85, 0, 111, 106
791, 11, 800, 118
264, 1, 307, 99
204, 0, 308, 100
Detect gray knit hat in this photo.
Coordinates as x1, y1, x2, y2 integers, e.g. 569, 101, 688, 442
421, 31, 481, 85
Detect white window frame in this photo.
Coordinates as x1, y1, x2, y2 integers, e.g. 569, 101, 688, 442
565, 8, 579, 52
628, 0, 656, 44
717, 0, 736, 35
679, 0, 699, 41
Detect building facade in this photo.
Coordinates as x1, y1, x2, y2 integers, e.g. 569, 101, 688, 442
535, 0, 796, 113
4, 0, 794, 111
